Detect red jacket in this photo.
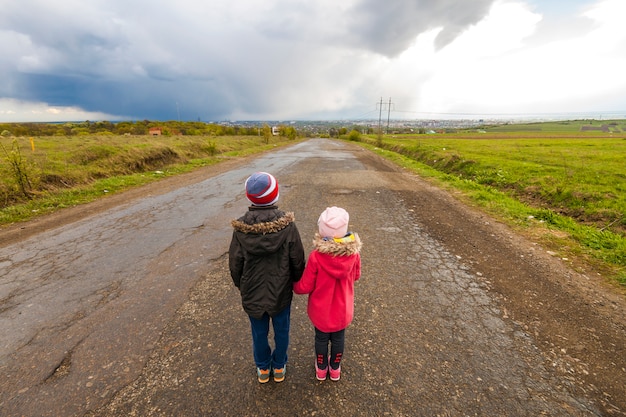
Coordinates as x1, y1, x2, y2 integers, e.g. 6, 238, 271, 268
294, 233, 362, 332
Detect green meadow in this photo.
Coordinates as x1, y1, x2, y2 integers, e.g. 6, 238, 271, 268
360, 120, 626, 285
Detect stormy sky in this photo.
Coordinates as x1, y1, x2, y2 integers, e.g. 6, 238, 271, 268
1, 0, 625, 122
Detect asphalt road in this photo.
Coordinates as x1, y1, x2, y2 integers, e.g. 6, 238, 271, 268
1, 139, 623, 416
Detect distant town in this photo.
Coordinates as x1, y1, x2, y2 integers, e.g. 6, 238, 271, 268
215, 116, 624, 136
2, 115, 625, 137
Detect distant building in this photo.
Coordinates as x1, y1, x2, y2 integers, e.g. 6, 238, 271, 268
272, 126, 280, 136
149, 128, 162, 136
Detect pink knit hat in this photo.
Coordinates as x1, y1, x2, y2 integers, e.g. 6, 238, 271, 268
318, 206, 349, 238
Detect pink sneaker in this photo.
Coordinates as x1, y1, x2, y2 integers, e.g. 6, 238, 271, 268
315, 362, 328, 381
329, 365, 341, 381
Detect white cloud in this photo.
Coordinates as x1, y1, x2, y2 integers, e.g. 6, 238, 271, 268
410, 0, 626, 117
0, 99, 127, 123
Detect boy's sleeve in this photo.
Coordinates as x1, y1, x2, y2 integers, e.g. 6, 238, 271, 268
293, 252, 317, 294
289, 224, 306, 282
228, 232, 244, 288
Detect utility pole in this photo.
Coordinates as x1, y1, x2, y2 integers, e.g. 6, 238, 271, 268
377, 97, 384, 136
386, 97, 393, 134
376, 97, 394, 142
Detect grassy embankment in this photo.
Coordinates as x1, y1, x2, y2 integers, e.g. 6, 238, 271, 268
358, 120, 626, 286
0, 134, 298, 225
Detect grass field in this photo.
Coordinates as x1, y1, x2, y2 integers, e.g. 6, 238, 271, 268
379, 135, 625, 231
361, 121, 626, 285
482, 119, 626, 133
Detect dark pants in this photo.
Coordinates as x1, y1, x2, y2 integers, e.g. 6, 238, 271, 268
314, 327, 345, 370
248, 305, 291, 370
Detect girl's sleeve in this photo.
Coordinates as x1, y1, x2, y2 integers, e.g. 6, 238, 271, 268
353, 253, 362, 282
293, 252, 318, 294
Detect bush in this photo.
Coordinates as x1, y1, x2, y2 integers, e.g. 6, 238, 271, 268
1, 139, 38, 200
348, 129, 361, 142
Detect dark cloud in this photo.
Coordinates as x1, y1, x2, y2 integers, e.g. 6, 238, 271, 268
347, 0, 495, 55
0, 0, 519, 121
9, 71, 232, 121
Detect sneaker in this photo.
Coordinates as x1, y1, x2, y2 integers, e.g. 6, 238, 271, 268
273, 366, 286, 383
315, 362, 328, 381
257, 368, 270, 384
329, 365, 341, 381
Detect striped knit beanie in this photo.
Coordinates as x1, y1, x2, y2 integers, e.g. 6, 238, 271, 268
245, 172, 279, 206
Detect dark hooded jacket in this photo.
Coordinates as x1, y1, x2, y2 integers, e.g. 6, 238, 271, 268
229, 206, 305, 319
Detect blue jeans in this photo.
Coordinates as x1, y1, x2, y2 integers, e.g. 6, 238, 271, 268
248, 305, 291, 370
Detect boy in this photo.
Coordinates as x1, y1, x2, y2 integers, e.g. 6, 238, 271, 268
229, 172, 305, 383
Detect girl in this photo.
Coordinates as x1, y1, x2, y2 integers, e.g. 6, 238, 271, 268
294, 206, 362, 381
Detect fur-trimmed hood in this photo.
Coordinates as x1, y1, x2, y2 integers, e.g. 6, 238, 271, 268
312, 232, 362, 257
231, 211, 295, 235
230, 208, 297, 256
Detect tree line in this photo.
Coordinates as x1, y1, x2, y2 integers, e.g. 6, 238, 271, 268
0, 120, 299, 139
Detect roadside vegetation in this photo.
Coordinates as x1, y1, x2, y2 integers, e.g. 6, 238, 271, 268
353, 119, 626, 286
0, 124, 300, 225
2, 118, 625, 286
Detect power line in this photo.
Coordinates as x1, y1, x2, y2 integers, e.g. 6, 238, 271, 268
334, 103, 625, 122
346, 109, 380, 120
392, 109, 626, 118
